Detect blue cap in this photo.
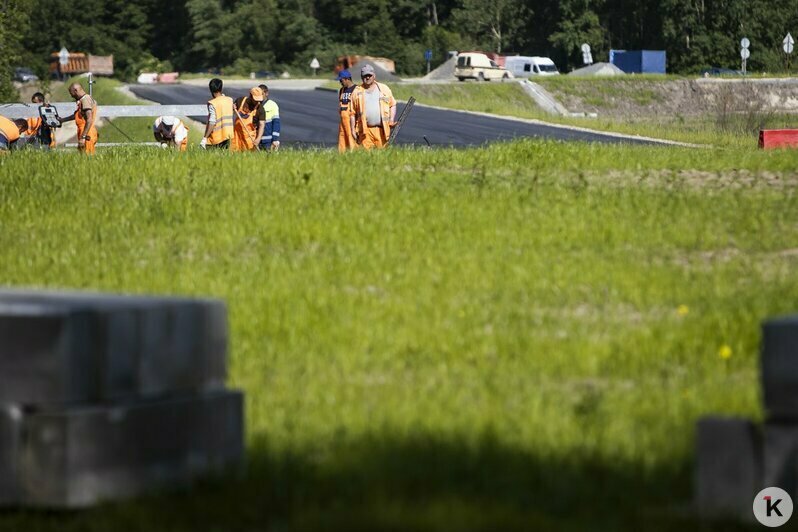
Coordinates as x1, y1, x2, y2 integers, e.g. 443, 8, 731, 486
337, 70, 352, 80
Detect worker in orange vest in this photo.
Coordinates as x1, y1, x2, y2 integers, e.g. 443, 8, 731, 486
231, 87, 265, 151
348, 64, 396, 150
153, 116, 189, 151
61, 82, 98, 154
201, 78, 234, 149
0, 116, 27, 154
336, 70, 357, 152
25, 92, 56, 150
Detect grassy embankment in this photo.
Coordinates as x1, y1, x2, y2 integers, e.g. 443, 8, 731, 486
52, 77, 203, 144
0, 141, 796, 531
381, 81, 797, 149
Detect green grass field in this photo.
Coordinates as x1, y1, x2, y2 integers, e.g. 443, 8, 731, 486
1, 141, 796, 530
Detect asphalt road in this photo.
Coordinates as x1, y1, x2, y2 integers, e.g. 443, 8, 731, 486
130, 84, 656, 148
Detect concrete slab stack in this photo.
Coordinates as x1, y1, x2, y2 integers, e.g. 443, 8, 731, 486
696, 316, 798, 519
0, 289, 244, 508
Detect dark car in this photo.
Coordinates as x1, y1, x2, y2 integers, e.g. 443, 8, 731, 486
700, 67, 744, 77
13, 67, 39, 83
255, 70, 277, 79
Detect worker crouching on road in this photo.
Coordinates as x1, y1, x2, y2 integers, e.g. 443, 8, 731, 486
349, 64, 396, 150
337, 70, 357, 152
0, 116, 28, 154
153, 115, 189, 151
26, 92, 56, 150
258, 84, 281, 151
232, 87, 265, 152
201, 78, 234, 149
61, 82, 98, 155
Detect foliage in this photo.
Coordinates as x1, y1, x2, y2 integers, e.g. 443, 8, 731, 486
0, 0, 30, 101
0, 142, 796, 529
6, 0, 798, 78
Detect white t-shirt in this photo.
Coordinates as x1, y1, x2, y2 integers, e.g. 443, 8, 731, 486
153, 116, 188, 144
364, 87, 382, 127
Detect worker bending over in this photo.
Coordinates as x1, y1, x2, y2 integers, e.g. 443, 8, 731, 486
232, 87, 264, 152
258, 84, 281, 151
0, 116, 27, 154
26, 92, 56, 150
337, 70, 357, 152
349, 64, 396, 150
153, 115, 189, 151
61, 82, 98, 154
201, 78, 234, 149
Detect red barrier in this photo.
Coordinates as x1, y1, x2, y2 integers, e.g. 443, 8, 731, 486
759, 129, 798, 150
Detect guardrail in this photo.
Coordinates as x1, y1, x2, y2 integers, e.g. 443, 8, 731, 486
0, 104, 208, 119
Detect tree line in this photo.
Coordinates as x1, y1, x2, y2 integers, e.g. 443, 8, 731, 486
3, 0, 798, 97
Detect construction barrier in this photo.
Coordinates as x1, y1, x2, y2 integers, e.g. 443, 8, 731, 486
759, 129, 798, 150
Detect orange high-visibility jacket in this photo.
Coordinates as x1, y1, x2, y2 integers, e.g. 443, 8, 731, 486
208, 95, 235, 145
232, 98, 259, 151
0, 116, 20, 143
75, 95, 98, 140
349, 82, 395, 140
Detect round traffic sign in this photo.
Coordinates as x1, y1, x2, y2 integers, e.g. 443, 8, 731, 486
741, 48, 751, 60
741, 37, 750, 49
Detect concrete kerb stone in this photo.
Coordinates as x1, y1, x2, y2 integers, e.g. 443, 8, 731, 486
695, 417, 762, 520
0, 289, 228, 406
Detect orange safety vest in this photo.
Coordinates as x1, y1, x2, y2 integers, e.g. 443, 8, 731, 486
0, 116, 20, 144
26, 117, 41, 136
350, 82, 395, 140
208, 95, 234, 145
75, 95, 98, 140
232, 98, 259, 151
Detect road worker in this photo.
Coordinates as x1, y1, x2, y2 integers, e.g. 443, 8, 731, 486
61, 82, 98, 154
0, 116, 27, 154
26, 92, 56, 150
336, 70, 357, 152
349, 64, 396, 150
258, 84, 281, 151
153, 115, 189, 151
232, 87, 265, 151
201, 78, 234, 149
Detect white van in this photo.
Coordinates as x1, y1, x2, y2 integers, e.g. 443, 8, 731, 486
504, 56, 559, 77
454, 53, 511, 81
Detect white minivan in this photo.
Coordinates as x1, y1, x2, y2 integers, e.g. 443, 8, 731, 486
504, 56, 559, 77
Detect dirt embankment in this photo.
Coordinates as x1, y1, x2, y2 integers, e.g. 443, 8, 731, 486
538, 78, 798, 119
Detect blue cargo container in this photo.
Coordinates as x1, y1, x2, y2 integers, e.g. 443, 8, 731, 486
609, 50, 666, 74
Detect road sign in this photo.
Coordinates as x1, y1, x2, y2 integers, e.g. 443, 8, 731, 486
309, 57, 320, 69
58, 47, 69, 66
741, 37, 750, 49
581, 43, 591, 54
784, 33, 795, 54
424, 49, 432, 61
741, 48, 751, 60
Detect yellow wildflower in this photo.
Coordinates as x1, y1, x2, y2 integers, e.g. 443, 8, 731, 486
677, 305, 689, 316
718, 345, 732, 360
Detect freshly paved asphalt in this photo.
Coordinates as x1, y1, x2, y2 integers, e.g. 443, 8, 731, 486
129, 84, 658, 148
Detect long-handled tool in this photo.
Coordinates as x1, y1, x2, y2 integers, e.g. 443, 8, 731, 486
387, 96, 415, 146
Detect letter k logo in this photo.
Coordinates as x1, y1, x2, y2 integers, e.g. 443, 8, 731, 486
766, 496, 784, 517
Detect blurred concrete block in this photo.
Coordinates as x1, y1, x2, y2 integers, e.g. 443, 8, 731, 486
696, 417, 762, 518
762, 316, 798, 420
18, 390, 244, 508
0, 289, 227, 406
764, 422, 798, 499
0, 405, 23, 505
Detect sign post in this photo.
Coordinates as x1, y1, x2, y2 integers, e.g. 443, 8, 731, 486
581, 43, 593, 65
784, 33, 794, 72
741, 37, 750, 75
424, 49, 432, 74
58, 47, 69, 81
309, 57, 320, 77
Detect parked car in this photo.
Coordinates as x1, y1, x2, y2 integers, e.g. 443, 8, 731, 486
455, 52, 511, 81
700, 67, 743, 77
13, 67, 39, 83
504, 56, 559, 77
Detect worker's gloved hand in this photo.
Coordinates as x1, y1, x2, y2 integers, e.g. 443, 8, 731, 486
389, 121, 398, 128
271, 141, 280, 151
160, 143, 168, 150
200, 137, 207, 149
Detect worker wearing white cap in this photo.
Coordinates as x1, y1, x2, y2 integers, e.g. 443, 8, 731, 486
153, 115, 189, 151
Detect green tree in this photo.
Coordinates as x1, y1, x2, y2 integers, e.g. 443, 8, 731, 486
451, 0, 529, 53
0, 0, 31, 101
